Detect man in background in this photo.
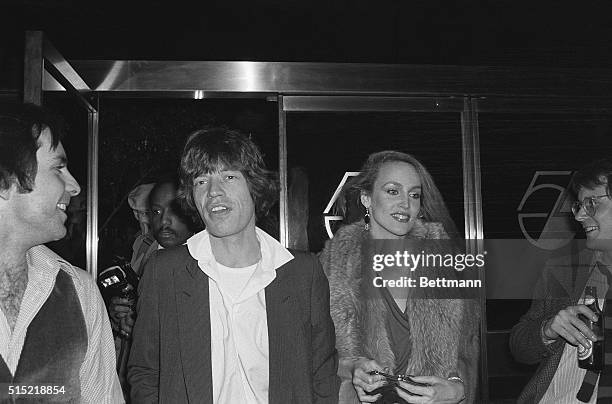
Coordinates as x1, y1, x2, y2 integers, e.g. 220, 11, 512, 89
110, 175, 198, 336
109, 175, 197, 396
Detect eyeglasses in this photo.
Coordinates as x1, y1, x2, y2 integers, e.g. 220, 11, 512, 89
571, 195, 610, 217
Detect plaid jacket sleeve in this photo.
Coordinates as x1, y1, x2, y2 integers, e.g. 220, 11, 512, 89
509, 260, 571, 365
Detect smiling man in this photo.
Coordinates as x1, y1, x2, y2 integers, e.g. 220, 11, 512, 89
0, 104, 122, 403
128, 127, 339, 403
510, 158, 612, 403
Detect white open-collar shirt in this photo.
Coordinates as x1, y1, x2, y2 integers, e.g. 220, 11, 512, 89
187, 227, 293, 404
0, 245, 123, 403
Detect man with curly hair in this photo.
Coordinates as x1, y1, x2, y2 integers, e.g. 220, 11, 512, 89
128, 127, 339, 403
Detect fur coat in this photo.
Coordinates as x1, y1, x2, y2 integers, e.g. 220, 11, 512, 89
319, 220, 480, 403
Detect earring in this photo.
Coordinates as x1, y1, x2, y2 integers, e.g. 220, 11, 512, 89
418, 211, 424, 219
364, 207, 370, 230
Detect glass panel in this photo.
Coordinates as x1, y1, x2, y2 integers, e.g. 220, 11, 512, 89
286, 111, 465, 253
44, 93, 89, 269
97, 99, 278, 265
481, 113, 611, 326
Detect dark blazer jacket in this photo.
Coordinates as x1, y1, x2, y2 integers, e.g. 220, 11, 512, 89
128, 246, 340, 404
509, 250, 594, 403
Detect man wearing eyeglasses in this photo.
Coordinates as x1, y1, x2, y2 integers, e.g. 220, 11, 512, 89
510, 158, 612, 403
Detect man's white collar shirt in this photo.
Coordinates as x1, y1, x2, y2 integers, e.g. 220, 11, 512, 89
540, 254, 607, 403
0, 245, 123, 404
187, 227, 293, 404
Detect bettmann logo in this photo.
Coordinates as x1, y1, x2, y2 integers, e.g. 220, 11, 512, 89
517, 171, 575, 250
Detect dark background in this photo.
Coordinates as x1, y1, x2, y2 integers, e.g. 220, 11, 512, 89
2, 0, 612, 90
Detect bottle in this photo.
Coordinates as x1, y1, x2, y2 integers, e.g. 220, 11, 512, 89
577, 286, 604, 371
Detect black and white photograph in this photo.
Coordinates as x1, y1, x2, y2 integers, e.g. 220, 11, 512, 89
1, 1, 612, 403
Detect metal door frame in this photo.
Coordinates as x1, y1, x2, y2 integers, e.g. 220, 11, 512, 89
24, 30, 612, 402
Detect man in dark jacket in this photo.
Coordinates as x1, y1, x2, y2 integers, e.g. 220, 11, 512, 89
128, 127, 339, 403
109, 175, 197, 398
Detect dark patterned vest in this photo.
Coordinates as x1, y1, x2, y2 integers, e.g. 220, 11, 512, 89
0, 270, 87, 403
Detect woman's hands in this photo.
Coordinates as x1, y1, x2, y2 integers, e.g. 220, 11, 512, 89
342, 357, 464, 403
395, 375, 464, 404
347, 358, 388, 403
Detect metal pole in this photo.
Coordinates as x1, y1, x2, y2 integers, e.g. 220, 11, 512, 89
461, 96, 487, 402
86, 96, 99, 277
278, 95, 289, 248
